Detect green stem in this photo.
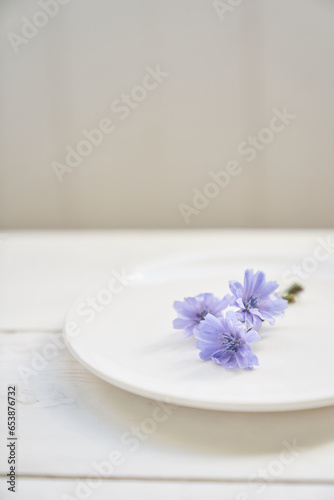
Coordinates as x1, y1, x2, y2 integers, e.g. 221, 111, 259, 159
282, 283, 304, 304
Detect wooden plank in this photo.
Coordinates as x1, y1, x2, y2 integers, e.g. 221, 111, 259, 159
1, 332, 334, 481
2, 479, 334, 500
0, 230, 332, 330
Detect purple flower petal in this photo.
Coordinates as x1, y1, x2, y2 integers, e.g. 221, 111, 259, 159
173, 318, 190, 329
173, 293, 230, 337
260, 280, 279, 297
195, 310, 260, 370
244, 329, 260, 343
229, 270, 288, 328
198, 343, 223, 360
229, 281, 243, 298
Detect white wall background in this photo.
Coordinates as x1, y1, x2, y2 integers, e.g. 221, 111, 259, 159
0, 0, 333, 229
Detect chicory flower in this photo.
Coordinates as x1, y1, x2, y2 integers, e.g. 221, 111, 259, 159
229, 269, 288, 330
173, 292, 232, 337
195, 311, 260, 369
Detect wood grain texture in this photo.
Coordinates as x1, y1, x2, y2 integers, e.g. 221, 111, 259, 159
1, 229, 333, 330
1, 230, 334, 497
1, 332, 334, 481
2, 479, 334, 500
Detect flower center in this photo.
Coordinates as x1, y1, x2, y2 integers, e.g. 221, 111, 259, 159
197, 309, 209, 320
220, 332, 244, 353
244, 296, 258, 310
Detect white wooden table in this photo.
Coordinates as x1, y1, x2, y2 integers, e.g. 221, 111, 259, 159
1, 230, 334, 499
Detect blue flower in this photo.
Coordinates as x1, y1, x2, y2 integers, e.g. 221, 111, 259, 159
229, 269, 288, 330
173, 293, 232, 337
195, 311, 260, 369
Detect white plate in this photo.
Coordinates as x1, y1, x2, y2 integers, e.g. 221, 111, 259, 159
64, 250, 334, 412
